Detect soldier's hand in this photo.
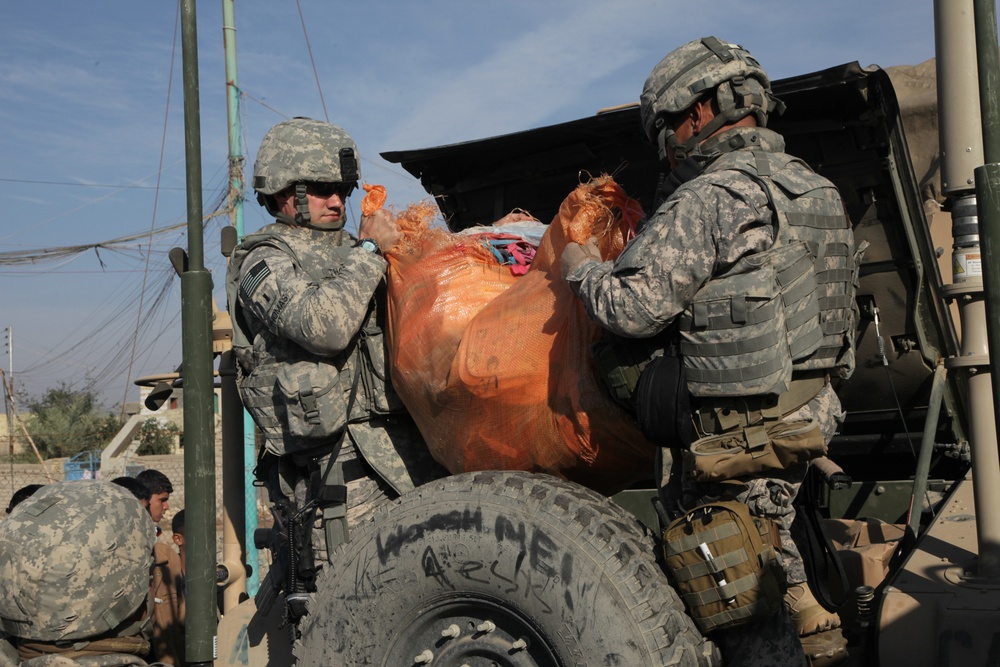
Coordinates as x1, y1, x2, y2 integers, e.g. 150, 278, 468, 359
560, 238, 601, 276
358, 208, 401, 253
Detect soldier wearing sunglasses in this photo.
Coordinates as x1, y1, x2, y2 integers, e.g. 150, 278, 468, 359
225, 118, 445, 619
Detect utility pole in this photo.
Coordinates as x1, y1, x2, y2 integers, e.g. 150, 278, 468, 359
4, 327, 12, 477
178, 1, 218, 663
220, 0, 260, 601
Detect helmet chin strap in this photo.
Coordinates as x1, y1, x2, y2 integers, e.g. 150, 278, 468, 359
284, 183, 346, 233
653, 125, 762, 208
664, 113, 732, 163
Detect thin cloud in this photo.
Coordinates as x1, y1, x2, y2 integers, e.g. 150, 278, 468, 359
379, 6, 647, 150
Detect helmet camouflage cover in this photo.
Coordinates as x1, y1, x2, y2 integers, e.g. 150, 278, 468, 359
0, 481, 155, 642
640, 37, 784, 160
252, 117, 361, 195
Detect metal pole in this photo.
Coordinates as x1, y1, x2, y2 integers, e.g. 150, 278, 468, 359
972, 0, 1000, 580
937, 0, 1000, 580
220, 0, 260, 603
908, 361, 947, 538
179, 0, 218, 663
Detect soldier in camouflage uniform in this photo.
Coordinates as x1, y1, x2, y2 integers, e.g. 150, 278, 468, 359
0, 481, 158, 667
562, 38, 862, 667
225, 118, 445, 616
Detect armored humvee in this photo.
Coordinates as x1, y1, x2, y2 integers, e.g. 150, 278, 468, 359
211, 15, 1000, 667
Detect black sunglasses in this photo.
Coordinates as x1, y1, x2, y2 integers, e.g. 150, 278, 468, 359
301, 181, 356, 199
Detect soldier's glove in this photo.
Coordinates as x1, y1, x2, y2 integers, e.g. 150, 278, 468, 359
560, 238, 602, 277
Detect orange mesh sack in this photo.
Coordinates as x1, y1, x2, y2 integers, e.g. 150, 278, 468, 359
385, 177, 656, 494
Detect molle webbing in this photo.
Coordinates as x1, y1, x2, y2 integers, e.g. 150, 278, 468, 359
663, 500, 785, 633
678, 150, 854, 397
755, 159, 857, 371
227, 229, 362, 455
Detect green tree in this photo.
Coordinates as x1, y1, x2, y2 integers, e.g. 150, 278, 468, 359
25, 384, 121, 459
136, 418, 180, 455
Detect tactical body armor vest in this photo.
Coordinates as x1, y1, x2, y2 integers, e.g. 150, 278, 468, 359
677, 130, 862, 398
226, 223, 403, 457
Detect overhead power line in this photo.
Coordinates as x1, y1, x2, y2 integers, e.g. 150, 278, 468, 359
0, 222, 187, 267
0, 177, 226, 192
0, 210, 231, 267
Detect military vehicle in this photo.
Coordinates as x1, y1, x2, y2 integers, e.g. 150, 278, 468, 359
163, 2, 1000, 665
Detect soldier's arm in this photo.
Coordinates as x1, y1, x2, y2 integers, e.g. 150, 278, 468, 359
238, 244, 386, 355
564, 191, 717, 338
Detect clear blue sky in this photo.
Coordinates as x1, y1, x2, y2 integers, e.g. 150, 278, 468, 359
0, 0, 943, 408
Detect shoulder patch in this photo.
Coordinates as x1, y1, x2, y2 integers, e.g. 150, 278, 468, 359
240, 260, 272, 298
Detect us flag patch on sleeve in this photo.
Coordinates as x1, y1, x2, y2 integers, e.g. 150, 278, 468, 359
240, 260, 271, 298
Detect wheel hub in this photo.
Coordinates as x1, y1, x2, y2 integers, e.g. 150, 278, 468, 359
386, 596, 559, 666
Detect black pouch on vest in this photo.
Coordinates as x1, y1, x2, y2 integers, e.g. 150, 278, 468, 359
591, 331, 672, 413
635, 346, 693, 449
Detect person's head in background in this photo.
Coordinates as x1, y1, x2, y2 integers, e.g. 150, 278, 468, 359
136, 469, 173, 524
171, 509, 186, 571
111, 476, 151, 511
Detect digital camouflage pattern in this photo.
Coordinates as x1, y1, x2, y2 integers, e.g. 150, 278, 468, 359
567, 127, 791, 339
640, 36, 783, 160
567, 113, 853, 663
681, 384, 846, 586
284, 429, 445, 559
567, 126, 851, 579
711, 610, 807, 667
226, 219, 445, 555
228, 222, 388, 456
675, 139, 859, 396
6, 650, 153, 667
0, 637, 155, 667
640, 37, 772, 133
0, 481, 154, 643
252, 118, 359, 195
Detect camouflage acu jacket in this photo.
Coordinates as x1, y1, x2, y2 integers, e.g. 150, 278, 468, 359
226, 223, 403, 457
567, 126, 860, 397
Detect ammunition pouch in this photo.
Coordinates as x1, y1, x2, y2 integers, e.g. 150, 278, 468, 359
308, 452, 354, 555
684, 419, 827, 483
277, 362, 344, 440
683, 372, 828, 481
357, 324, 406, 415
663, 500, 786, 634
240, 358, 348, 455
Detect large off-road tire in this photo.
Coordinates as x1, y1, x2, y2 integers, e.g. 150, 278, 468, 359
296, 471, 719, 666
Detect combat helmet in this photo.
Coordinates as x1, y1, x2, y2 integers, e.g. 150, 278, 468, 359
0, 481, 155, 643
640, 37, 785, 162
253, 117, 361, 229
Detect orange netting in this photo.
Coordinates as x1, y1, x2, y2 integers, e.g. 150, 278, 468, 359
384, 176, 655, 494
361, 183, 386, 216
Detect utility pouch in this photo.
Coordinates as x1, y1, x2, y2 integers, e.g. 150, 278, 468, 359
240, 360, 348, 454
358, 325, 406, 415
684, 419, 826, 482
277, 363, 344, 439
663, 500, 785, 634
